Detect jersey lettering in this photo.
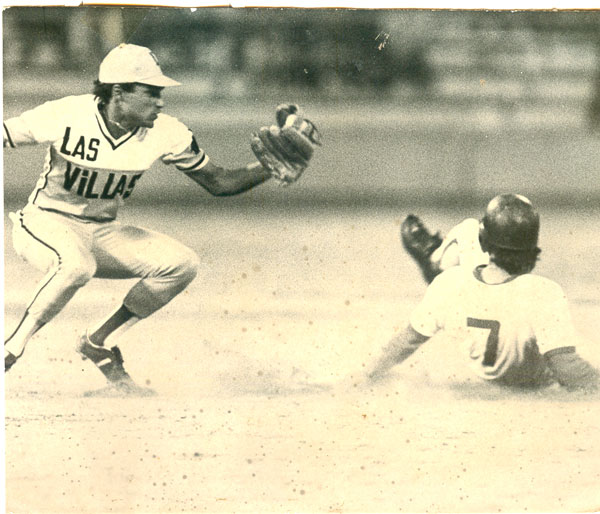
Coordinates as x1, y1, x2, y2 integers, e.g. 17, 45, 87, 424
111, 175, 127, 197
84, 171, 99, 199
63, 162, 142, 200
87, 138, 100, 161
76, 169, 89, 196
59, 126, 72, 155
100, 173, 116, 199
63, 162, 80, 190
467, 317, 501, 366
123, 175, 141, 199
72, 136, 86, 159
59, 126, 100, 162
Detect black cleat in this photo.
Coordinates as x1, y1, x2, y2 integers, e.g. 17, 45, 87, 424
76, 334, 131, 382
5, 350, 18, 372
77, 333, 156, 396
400, 214, 443, 283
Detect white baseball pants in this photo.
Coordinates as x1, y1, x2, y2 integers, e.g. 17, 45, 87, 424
9, 206, 199, 324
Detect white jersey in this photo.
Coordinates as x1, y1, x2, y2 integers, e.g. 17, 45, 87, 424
431, 217, 489, 271
410, 265, 578, 383
3, 94, 209, 221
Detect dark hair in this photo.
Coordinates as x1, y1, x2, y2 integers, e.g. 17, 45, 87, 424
486, 244, 541, 275
92, 80, 136, 105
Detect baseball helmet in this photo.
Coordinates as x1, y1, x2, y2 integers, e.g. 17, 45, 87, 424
479, 193, 540, 251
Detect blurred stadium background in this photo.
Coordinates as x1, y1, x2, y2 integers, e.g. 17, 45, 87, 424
3, 7, 600, 208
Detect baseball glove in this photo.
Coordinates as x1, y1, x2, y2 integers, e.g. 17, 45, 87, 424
251, 104, 322, 186
401, 214, 443, 283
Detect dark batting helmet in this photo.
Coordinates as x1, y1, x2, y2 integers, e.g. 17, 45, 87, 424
479, 194, 540, 251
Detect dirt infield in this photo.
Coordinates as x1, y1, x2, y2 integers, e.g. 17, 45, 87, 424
4, 205, 600, 513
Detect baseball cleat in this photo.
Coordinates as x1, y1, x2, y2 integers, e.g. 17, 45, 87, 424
400, 214, 443, 283
77, 333, 135, 384
5, 350, 18, 372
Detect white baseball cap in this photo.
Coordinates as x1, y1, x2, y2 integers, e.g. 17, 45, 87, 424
98, 43, 181, 87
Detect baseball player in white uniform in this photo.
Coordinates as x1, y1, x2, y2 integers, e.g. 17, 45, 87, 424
3, 44, 317, 395
366, 194, 599, 390
400, 214, 489, 284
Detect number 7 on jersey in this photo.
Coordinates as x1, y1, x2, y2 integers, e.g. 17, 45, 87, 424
467, 317, 501, 366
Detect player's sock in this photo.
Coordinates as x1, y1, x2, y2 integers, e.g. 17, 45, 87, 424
88, 304, 140, 346
5, 313, 45, 358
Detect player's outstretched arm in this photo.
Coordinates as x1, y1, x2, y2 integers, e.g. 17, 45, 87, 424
366, 325, 430, 383
545, 349, 600, 391
183, 160, 273, 196
179, 103, 320, 195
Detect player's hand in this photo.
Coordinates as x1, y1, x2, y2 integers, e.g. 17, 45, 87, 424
250, 104, 322, 186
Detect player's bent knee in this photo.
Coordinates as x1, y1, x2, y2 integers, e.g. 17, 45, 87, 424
174, 250, 200, 286
61, 262, 96, 287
